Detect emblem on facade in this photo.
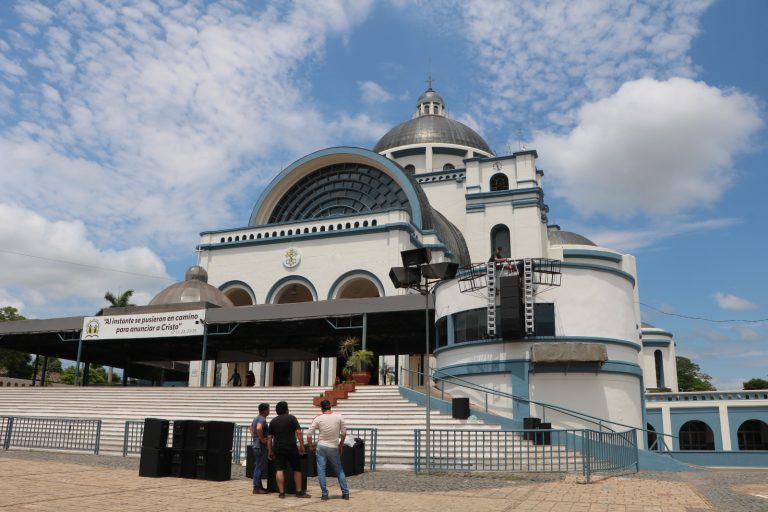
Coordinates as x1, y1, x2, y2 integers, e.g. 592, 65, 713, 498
283, 247, 301, 268
84, 319, 101, 338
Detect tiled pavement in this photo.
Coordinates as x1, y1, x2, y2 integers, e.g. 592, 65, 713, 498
0, 451, 766, 511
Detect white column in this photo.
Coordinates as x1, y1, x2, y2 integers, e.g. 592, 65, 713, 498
718, 403, 732, 450
661, 405, 673, 450
426, 146, 433, 171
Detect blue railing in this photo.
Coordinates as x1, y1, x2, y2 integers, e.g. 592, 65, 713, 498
125, 420, 378, 471
414, 427, 638, 482
582, 429, 639, 481
403, 367, 675, 446
645, 390, 768, 402
2, 416, 101, 454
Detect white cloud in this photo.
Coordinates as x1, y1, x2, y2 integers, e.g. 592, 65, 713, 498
584, 217, 738, 252
0, 0, 376, 261
0, 203, 171, 318
713, 292, 759, 311
533, 78, 762, 217
416, 0, 714, 132
358, 80, 394, 103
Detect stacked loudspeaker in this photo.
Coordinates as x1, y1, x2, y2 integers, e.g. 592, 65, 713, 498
139, 418, 234, 481
499, 276, 524, 340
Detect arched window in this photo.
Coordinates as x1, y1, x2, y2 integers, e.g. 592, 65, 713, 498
654, 350, 665, 389
490, 224, 511, 259
336, 277, 380, 299
443, 163, 455, 170
737, 419, 768, 450
490, 173, 509, 191
404, 164, 415, 173
679, 420, 715, 450
647, 423, 659, 451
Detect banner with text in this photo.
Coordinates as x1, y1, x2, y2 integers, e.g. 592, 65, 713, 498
81, 310, 206, 340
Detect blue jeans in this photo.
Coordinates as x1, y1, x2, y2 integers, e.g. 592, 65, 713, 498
252, 445, 268, 489
316, 444, 349, 497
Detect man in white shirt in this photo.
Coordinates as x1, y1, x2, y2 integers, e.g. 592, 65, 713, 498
307, 399, 350, 500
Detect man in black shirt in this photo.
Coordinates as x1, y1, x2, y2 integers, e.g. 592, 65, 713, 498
268, 401, 310, 498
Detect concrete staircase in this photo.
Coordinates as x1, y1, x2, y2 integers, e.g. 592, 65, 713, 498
0, 385, 503, 468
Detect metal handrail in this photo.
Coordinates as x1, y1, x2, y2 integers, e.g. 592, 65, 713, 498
2, 416, 101, 454
413, 426, 638, 482
402, 367, 677, 442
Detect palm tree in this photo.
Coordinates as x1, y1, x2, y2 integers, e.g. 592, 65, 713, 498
103, 289, 135, 384
104, 290, 135, 308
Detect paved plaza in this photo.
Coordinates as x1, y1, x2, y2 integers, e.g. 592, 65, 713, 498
0, 451, 766, 511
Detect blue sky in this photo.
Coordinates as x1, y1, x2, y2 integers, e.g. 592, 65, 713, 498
0, 0, 765, 389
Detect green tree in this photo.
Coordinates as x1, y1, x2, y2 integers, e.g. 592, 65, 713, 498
60, 364, 111, 385
0, 306, 33, 379
743, 378, 768, 390
104, 290, 135, 307
676, 356, 716, 391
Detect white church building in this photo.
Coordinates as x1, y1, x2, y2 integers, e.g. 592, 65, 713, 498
193, 85, 657, 437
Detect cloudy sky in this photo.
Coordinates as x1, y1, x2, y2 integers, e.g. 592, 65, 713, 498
0, 0, 766, 389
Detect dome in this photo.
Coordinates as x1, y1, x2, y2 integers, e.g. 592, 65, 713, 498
547, 230, 596, 246
149, 266, 234, 307
417, 88, 444, 106
373, 115, 493, 154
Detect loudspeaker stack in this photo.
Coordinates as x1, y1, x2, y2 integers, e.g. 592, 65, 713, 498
499, 276, 523, 340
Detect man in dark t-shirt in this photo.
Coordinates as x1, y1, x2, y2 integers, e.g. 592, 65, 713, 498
268, 401, 310, 498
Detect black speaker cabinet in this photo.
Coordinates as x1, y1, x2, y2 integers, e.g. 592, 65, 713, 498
206, 421, 235, 451
326, 444, 356, 477
139, 447, 170, 477
170, 448, 197, 478
142, 418, 169, 449
499, 275, 520, 301
172, 420, 192, 449
353, 439, 365, 474
452, 398, 470, 419
195, 449, 232, 481
523, 417, 541, 440
246, 445, 254, 479
401, 247, 431, 267
534, 422, 552, 446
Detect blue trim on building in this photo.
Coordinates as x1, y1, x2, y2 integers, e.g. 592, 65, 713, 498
415, 168, 467, 179
511, 361, 530, 418
327, 270, 386, 300
561, 262, 636, 287
434, 336, 641, 356
642, 328, 675, 338
435, 359, 530, 377
218, 280, 257, 304
248, 147, 425, 228
265, 275, 318, 304
563, 248, 623, 263
531, 360, 644, 377
433, 147, 469, 156
463, 150, 538, 163
666, 451, 768, 468
466, 187, 544, 201
392, 147, 426, 157
465, 204, 485, 212
643, 340, 671, 347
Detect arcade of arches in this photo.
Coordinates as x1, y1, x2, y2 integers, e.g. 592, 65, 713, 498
220, 276, 382, 387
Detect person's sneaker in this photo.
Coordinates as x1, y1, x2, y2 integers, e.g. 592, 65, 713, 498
342, 493, 350, 500
295, 491, 311, 498
278, 493, 285, 499
320, 495, 329, 501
